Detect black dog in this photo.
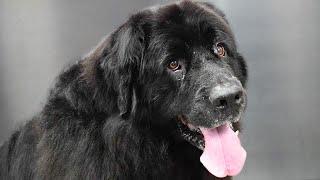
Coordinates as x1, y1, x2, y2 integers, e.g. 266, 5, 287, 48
0, 1, 247, 179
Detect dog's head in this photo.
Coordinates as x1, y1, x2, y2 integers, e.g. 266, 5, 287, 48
84, 1, 247, 178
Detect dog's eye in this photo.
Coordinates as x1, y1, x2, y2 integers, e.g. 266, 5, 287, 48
213, 43, 226, 58
168, 60, 181, 71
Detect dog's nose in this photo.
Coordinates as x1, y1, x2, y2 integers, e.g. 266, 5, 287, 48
209, 84, 244, 111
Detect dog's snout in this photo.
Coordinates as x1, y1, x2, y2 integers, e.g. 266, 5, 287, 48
209, 83, 244, 111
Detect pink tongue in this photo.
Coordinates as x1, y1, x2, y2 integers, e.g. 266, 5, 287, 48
200, 124, 246, 178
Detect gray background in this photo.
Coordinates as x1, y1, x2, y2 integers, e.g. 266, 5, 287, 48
1, 0, 320, 179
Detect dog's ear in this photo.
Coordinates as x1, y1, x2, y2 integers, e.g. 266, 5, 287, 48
101, 13, 151, 119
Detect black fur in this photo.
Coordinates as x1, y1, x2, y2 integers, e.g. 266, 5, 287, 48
0, 1, 247, 180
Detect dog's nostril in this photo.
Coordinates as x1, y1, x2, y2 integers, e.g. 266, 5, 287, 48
234, 93, 241, 104
234, 92, 242, 104
217, 98, 228, 109
235, 94, 240, 100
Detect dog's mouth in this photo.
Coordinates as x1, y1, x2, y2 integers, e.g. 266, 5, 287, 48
176, 115, 246, 178
177, 115, 239, 150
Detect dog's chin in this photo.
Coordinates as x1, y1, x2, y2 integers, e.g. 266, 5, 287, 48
176, 115, 240, 150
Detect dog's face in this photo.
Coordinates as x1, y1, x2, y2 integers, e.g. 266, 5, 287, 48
122, 2, 247, 148
100, 1, 247, 150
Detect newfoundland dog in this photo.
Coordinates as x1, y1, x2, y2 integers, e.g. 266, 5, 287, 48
0, 1, 248, 179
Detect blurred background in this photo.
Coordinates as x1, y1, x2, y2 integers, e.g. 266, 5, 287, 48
1, 0, 320, 179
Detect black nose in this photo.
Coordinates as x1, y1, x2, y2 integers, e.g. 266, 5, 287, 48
209, 85, 244, 110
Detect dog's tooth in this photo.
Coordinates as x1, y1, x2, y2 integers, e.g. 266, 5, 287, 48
235, 130, 239, 136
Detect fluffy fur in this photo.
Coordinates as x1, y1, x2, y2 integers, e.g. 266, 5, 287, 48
0, 1, 247, 180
